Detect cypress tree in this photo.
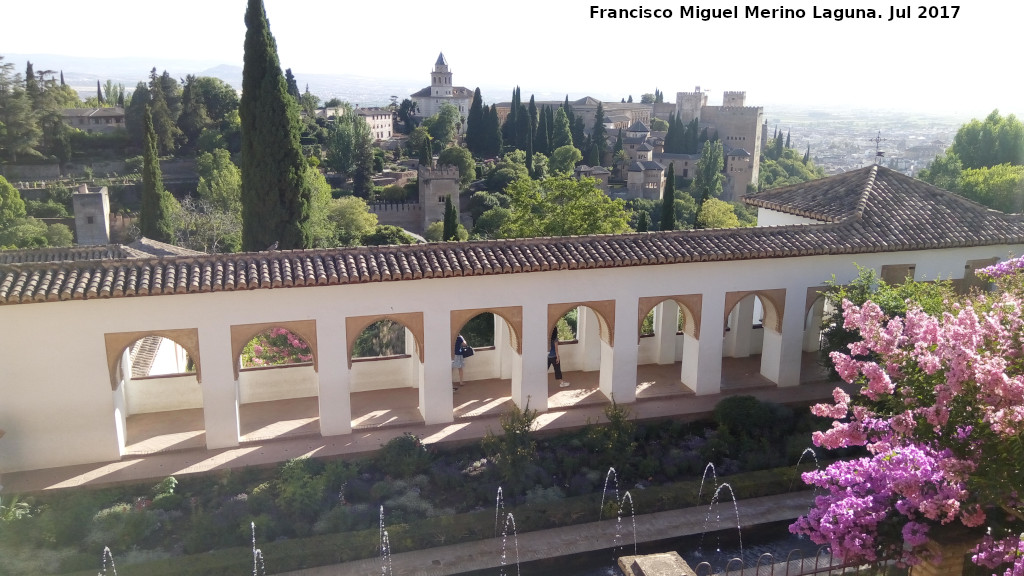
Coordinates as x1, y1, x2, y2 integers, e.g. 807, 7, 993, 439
442, 195, 458, 241
465, 88, 484, 156
96, 80, 104, 104
419, 137, 433, 168
785, 129, 791, 149
613, 129, 623, 155
637, 211, 649, 232
803, 144, 810, 164
285, 68, 300, 101
240, 0, 313, 251
552, 107, 573, 149
592, 102, 607, 164
660, 163, 676, 231
664, 113, 678, 153
516, 103, 530, 151
59, 70, 65, 87
485, 105, 502, 157
534, 107, 550, 156
140, 106, 176, 242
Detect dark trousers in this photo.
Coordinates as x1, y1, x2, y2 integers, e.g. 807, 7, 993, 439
547, 356, 562, 380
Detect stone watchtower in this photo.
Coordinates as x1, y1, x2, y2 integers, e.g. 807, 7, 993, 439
72, 183, 111, 245
675, 87, 708, 124
418, 165, 460, 230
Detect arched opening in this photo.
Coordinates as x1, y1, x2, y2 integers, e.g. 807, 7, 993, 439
721, 290, 784, 389
109, 333, 204, 456
450, 310, 521, 419
346, 315, 424, 430
635, 296, 701, 398
236, 326, 320, 442
547, 303, 613, 409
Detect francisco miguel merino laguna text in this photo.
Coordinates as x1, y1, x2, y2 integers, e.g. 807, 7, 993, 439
589, 5, 889, 20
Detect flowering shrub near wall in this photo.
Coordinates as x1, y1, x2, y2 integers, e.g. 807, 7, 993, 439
241, 328, 312, 368
791, 256, 1024, 575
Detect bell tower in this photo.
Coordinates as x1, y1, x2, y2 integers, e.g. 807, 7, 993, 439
431, 52, 453, 97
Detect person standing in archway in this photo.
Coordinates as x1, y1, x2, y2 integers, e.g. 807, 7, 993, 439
453, 333, 467, 391
548, 327, 570, 388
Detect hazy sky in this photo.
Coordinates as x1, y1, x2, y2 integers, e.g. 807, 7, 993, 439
3, 0, 1020, 116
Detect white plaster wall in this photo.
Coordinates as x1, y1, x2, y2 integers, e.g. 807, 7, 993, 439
756, 208, 824, 227
126, 374, 203, 413
2, 243, 1022, 472
238, 365, 317, 403
350, 356, 418, 391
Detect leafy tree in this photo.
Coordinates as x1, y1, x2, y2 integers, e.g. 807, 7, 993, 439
147, 68, 183, 155
500, 175, 629, 238
0, 175, 27, 227
324, 105, 355, 175
484, 150, 530, 192
692, 140, 724, 227
174, 195, 242, 253
396, 98, 419, 134
177, 74, 211, 152
423, 103, 460, 149
483, 104, 503, 157
326, 196, 378, 246
548, 144, 582, 176
660, 163, 676, 230
950, 110, 1024, 169
696, 197, 739, 229
305, 167, 335, 247
361, 224, 417, 246
636, 211, 649, 232
0, 56, 41, 161
437, 145, 474, 188
758, 147, 826, 191
640, 93, 656, 104
552, 107, 573, 149
284, 68, 299, 101
196, 148, 242, 214
957, 163, 1024, 214
240, 0, 314, 251
140, 106, 178, 242
349, 112, 375, 197
124, 81, 151, 148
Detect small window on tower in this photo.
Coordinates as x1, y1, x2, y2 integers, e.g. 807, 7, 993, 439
87, 216, 94, 224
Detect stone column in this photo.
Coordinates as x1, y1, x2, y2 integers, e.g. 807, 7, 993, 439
761, 288, 804, 387
420, 309, 454, 426
687, 291, 724, 395
517, 303, 549, 412
316, 319, 351, 437
197, 325, 239, 449
604, 297, 638, 404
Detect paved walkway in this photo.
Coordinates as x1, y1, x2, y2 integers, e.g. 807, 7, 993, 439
280, 491, 820, 576
2, 379, 840, 493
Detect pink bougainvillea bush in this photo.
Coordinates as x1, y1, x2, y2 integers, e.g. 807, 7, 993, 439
241, 327, 313, 367
791, 256, 1024, 575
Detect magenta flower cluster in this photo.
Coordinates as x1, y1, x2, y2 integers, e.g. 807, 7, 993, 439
978, 255, 1024, 280
791, 257, 1024, 575
243, 327, 313, 367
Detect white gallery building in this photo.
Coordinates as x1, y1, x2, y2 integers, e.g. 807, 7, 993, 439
1, 165, 1023, 475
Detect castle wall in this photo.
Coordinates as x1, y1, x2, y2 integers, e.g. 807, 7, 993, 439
370, 202, 425, 235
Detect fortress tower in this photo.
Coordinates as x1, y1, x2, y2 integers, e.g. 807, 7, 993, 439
72, 184, 110, 245
418, 165, 460, 228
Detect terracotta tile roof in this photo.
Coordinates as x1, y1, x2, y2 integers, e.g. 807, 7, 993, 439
3, 167, 1023, 306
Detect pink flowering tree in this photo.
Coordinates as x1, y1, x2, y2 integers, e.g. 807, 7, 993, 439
241, 327, 313, 368
791, 256, 1024, 575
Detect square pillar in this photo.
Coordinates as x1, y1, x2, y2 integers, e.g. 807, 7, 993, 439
316, 320, 351, 437
197, 326, 239, 449
518, 303, 549, 412
605, 298, 638, 404
760, 288, 805, 387
420, 309, 454, 425
688, 291, 724, 395
654, 301, 679, 365
579, 307, 602, 372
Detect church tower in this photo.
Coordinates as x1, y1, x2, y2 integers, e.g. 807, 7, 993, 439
431, 52, 453, 97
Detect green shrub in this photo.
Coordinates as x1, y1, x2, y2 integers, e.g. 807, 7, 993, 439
374, 433, 430, 478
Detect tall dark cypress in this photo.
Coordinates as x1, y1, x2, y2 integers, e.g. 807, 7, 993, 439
442, 195, 458, 241
485, 105, 502, 157
140, 106, 175, 242
465, 88, 484, 156
240, 0, 313, 251
96, 80, 104, 104
592, 102, 607, 163
534, 106, 550, 156
660, 163, 676, 231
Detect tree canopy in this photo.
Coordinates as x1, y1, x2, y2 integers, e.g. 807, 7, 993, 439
498, 175, 629, 238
